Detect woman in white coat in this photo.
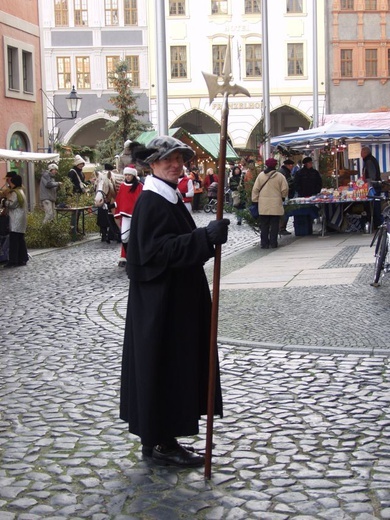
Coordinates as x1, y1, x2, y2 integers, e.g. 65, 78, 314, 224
251, 158, 289, 249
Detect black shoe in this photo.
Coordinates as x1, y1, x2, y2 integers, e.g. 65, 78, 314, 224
261, 245, 269, 249
152, 443, 204, 467
279, 229, 292, 236
270, 244, 278, 249
142, 443, 196, 457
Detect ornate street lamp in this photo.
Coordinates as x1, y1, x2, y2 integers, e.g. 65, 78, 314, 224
65, 86, 82, 119
41, 86, 83, 152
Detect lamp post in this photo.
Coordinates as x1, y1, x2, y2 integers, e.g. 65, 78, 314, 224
44, 85, 82, 152
65, 86, 82, 119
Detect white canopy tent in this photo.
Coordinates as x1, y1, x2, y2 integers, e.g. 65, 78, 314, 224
0, 149, 60, 210
271, 122, 390, 188
0, 149, 60, 162
270, 122, 390, 150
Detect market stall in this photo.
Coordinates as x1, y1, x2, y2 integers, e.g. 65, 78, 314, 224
272, 123, 390, 235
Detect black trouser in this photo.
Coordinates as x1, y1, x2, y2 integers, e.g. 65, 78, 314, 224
193, 192, 201, 210
279, 214, 289, 230
8, 232, 28, 265
259, 215, 280, 248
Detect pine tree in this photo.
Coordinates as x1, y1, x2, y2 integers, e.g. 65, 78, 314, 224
96, 60, 150, 164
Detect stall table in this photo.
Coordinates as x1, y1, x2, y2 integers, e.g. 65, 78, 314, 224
55, 206, 93, 241
286, 197, 374, 237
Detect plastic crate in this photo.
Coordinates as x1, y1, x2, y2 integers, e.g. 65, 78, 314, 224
294, 214, 313, 236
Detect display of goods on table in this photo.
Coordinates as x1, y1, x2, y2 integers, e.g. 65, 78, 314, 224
289, 180, 370, 205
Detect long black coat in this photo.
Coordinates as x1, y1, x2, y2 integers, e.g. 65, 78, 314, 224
120, 180, 223, 446
294, 166, 322, 197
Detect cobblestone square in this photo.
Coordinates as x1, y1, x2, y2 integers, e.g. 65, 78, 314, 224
1, 215, 390, 519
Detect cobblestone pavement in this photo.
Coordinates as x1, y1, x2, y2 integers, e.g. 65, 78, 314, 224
1, 213, 390, 519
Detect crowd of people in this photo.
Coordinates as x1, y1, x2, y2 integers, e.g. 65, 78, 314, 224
1, 140, 384, 269
0, 146, 327, 268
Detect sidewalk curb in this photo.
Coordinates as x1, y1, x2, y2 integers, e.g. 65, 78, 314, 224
218, 336, 390, 357
28, 234, 101, 257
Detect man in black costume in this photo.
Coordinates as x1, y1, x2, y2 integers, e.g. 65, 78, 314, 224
120, 136, 230, 467
278, 159, 295, 235
294, 157, 322, 197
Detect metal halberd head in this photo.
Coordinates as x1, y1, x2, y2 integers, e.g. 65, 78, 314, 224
202, 37, 251, 104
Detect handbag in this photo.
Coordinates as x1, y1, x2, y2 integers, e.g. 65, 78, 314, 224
232, 175, 243, 207
73, 169, 87, 193
249, 203, 259, 218
232, 190, 241, 207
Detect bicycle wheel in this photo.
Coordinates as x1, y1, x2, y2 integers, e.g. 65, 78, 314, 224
373, 228, 387, 285
211, 203, 217, 214
204, 204, 211, 213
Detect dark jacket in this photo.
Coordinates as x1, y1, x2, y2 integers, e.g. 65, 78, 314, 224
68, 166, 85, 194
120, 178, 223, 446
278, 165, 295, 198
363, 153, 381, 182
294, 166, 322, 197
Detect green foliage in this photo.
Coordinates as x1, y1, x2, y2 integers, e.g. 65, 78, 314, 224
241, 207, 260, 234
26, 209, 71, 248
56, 177, 74, 205
240, 172, 260, 234
321, 174, 336, 189
95, 60, 151, 164
84, 210, 100, 234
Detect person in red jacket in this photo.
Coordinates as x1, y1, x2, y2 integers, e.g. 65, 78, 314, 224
112, 166, 143, 267
177, 168, 194, 212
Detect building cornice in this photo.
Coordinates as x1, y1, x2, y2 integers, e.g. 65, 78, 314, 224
0, 11, 40, 37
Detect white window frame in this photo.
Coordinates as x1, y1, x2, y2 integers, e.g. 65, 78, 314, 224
169, 0, 186, 16
169, 44, 189, 80
4, 37, 36, 101
286, 41, 305, 78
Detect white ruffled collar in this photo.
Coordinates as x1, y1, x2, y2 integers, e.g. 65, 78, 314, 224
143, 175, 179, 204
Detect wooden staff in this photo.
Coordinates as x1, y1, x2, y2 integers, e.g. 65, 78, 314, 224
204, 92, 229, 480
202, 39, 251, 479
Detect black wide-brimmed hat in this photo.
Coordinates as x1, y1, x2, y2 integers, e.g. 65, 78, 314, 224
132, 136, 195, 166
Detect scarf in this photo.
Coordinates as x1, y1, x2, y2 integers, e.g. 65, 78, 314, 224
11, 187, 25, 208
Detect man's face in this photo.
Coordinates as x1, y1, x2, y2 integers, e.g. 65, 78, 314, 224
151, 151, 185, 183
361, 149, 368, 159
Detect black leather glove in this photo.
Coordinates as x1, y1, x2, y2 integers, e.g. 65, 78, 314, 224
206, 218, 230, 245
107, 202, 116, 210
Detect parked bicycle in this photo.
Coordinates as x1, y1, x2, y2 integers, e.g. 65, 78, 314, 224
370, 203, 390, 286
